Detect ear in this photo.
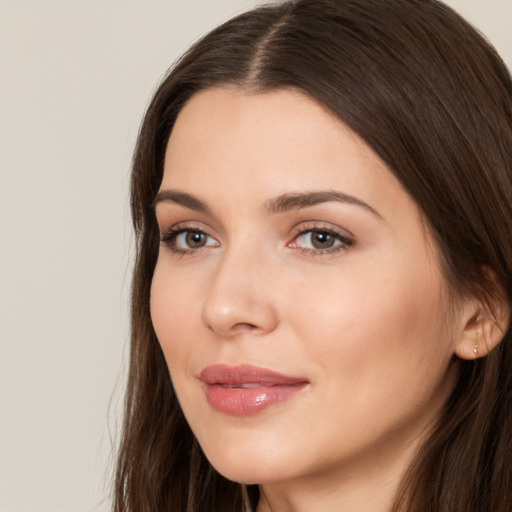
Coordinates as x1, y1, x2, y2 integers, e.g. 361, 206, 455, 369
455, 283, 510, 361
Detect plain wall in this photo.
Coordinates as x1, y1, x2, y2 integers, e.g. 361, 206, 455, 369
1, 1, 511, 511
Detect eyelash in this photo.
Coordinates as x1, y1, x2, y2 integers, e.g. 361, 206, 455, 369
290, 223, 354, 256
159, 223, 354, 257
160, 224, 217, 256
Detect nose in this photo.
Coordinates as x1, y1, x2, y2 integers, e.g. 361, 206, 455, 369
201, 247, 279, 338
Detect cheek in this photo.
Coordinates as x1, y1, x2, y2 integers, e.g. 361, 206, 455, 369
149, 262, 201, 369
149, 262, 211, 427
287, 257, 454, 388
278, 262, 456, 464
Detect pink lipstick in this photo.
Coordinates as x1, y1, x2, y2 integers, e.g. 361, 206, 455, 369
199, 364, 309, 416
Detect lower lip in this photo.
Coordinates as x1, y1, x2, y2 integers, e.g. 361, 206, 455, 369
203, 383, 308, 416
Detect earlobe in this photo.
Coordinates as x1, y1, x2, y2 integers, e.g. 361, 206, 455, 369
455, 295, 510, 361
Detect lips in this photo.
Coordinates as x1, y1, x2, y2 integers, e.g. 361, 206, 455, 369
199, 364, 309, 416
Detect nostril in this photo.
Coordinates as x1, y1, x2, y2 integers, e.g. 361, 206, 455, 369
207, 322, 258, 334
233, 322, 258, 332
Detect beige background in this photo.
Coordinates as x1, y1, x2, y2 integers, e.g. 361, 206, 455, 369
1, 1, 511, 511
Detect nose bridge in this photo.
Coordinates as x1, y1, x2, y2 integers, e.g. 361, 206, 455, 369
201, 237, 278, 337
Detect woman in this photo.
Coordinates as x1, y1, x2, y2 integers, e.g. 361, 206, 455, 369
114, 0, 512, 511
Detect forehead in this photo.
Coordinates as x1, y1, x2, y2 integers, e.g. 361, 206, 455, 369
162, 87, 419, 229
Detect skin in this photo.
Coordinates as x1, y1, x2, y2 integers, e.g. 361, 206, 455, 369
150, 87, 478, 512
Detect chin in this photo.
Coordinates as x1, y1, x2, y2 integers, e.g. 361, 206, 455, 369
198, 433, 297, 485
209, 459, 289, 486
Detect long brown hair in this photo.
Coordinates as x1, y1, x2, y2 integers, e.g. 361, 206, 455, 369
115, 1, 512, 510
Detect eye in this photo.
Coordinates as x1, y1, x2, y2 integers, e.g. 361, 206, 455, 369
160, 227, 219, 254
297, 231, 339, 250
289, 227, 353, 255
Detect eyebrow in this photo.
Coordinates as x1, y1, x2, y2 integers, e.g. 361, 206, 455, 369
266, 190, 382, 218
153, 189, 382, 219
152, 190, 212, 214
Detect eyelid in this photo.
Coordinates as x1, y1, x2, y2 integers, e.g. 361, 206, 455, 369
287, 221, 355, 254
159, 222, 220, 255
157, 219, 354, 258
289, 220, 354, 240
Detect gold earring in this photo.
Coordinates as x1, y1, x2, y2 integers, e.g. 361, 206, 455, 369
473, 343, 479, 356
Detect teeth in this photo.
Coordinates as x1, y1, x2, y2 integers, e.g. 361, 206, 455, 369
224, 383, 261, 389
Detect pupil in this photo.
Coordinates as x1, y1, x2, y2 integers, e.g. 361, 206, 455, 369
312, 231, 334, 249
186, 231, 205, 248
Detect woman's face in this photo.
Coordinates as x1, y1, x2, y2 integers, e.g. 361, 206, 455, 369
151, 87, 463, 486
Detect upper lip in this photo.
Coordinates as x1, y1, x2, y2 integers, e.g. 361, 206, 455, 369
199, 364, 309, 387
